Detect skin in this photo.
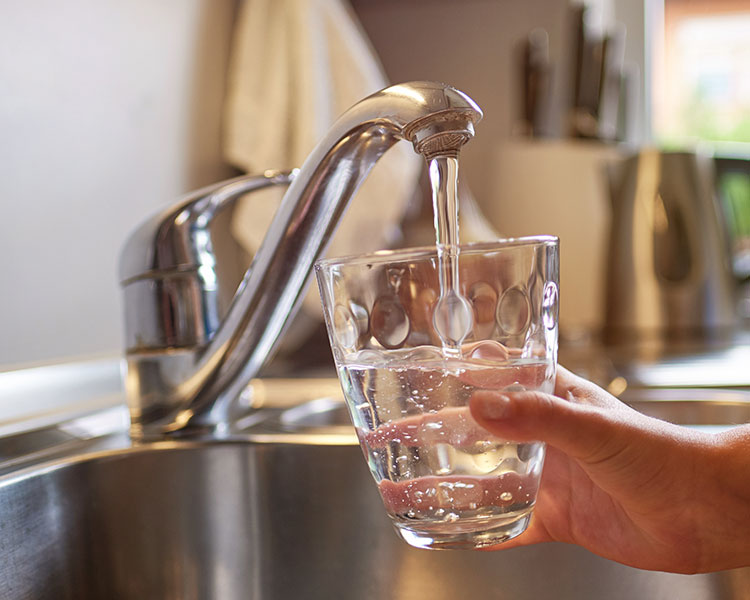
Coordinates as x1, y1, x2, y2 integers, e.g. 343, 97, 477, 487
468, 366, 750, 574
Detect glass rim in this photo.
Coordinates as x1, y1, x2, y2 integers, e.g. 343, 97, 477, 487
314, 235, 559, 271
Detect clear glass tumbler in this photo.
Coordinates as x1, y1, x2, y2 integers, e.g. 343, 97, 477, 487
315, 237, 559, 549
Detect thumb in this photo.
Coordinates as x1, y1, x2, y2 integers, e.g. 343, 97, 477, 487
469, 389, 638, 465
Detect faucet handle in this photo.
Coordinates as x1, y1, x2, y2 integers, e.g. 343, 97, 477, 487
119, 170, 296, 354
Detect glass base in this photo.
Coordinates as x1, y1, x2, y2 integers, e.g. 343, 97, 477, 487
392, 511, 533, 550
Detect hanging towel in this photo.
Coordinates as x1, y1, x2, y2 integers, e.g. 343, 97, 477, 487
222, 0, 421, 341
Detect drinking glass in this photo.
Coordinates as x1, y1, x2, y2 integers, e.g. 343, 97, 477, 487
315, 237, 559, 550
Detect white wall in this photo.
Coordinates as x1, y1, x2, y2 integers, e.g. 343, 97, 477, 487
0, 0, 237, 367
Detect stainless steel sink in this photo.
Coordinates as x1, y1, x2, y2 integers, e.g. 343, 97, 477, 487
1, 439, 749, 600
1, 378, 749, 600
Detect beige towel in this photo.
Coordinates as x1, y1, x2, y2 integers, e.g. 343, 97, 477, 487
223, 0, 421, 339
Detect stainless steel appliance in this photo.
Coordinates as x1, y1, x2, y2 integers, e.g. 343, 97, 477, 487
604, 150, 736, 346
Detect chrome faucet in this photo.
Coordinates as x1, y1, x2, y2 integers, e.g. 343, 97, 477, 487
119, 81, 483, 438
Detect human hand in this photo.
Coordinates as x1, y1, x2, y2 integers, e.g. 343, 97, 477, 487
469, 366, 750, 574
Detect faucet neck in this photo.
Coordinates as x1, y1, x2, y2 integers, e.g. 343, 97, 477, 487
122, 82, 482, 437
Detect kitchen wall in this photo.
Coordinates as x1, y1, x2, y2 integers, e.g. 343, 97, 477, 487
0, 0, 238, 367
354, 0, 572, 205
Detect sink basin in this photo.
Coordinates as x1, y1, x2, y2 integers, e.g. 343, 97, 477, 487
1, 423, 749, 598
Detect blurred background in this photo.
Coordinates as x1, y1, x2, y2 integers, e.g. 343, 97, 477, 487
1, 0, 749, 368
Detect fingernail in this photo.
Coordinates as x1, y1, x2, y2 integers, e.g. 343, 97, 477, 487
475, 394, 511, 420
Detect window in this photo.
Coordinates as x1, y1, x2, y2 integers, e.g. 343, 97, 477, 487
652, 0, 750, 149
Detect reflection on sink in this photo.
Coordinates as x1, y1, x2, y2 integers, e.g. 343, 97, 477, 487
1, 371, 749, 599
3, 375, 750, 600
1, 441, 748, 600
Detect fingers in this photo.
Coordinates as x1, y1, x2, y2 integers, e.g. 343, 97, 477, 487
361, 407, 488, 449
469, 388, 635, 464
363, 366, 629, 453
457, 345, 551, 391
554, 365, 627, 410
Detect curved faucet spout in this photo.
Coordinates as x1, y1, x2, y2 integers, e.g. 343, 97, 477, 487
121, 81, 482, 437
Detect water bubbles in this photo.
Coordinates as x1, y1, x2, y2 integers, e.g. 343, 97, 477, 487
445, 512, 459, 523
471, 446, 507, 474
500, 492, 513, 502
435, 443, 453, 475
452, 481, 475, 490
474, 440, 495, 453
